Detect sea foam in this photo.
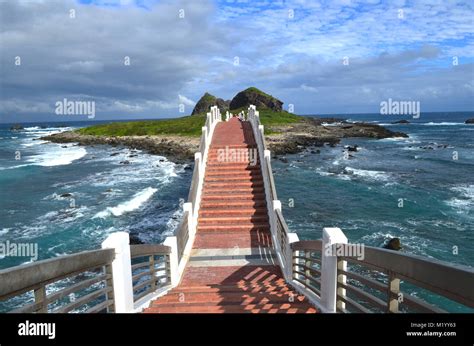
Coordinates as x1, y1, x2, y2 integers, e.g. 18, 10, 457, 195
94, 187, 158, 218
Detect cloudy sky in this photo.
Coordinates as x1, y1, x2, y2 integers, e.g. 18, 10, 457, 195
0, 0, 473, 123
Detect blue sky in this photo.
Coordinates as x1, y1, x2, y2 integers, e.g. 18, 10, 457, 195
0, 0, 473, 122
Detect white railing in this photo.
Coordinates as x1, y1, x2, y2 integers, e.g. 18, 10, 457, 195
164, 106, 221, 286
246, 105, 299, 282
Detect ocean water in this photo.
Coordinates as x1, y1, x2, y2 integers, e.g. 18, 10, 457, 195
0, 112, 472, 311
272, 111, 473, 311
0, 121, 191, 270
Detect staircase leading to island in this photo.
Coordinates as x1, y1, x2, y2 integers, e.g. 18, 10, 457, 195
144, 117, 315, 313
0, 106, 473, 314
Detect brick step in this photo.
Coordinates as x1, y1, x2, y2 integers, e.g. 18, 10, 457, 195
151, 291, 308, 305
193, 231, 272, 248
203, 187, 265, 194
206, 165, 261, 171
204, 179, 264, 185
197, 224, 270, 232
201, 193, 265, 201
207, 156, 260, 162
210, 145, 257, 149
144, 304, 316, 313
200, 201, 267, 209
199, 209, 267, 217
199, 216, 269, 224
169, 283, 291, 294
204, 181, 264, 188
206, 171, 262, 177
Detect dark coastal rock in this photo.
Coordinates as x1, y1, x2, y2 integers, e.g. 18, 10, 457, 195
192, 92, 230, 115
465, 118, 474, 124
110, 152, 121, 156
61, 145, 68, 148
345, 145, 359, 152
279, 157, 288, 163
229, 87, 283, 111
10, 124, 24, 131
392, 120, 410, 124
310, 117, 347, 125
60, 193, 73, 198
119, 160, 130, 165
129, 233, 144, 245
383, 238, 402, 251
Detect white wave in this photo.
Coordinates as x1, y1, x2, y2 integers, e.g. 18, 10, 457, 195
90, 153, 179, 187
378, 137, 408, 142
94, 187, 157, 218
358, 230, 432, 257
422, 122, 465, 126
27, 145, 87, 166
22, 140, 48, 147
0, 228, 10, 236
37, 206, 88, 224
446, 185, 474, 212
344, 167, 390, 182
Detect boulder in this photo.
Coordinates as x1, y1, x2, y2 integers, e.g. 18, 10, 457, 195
229, 87, 283, 111
392, 120, 410, 124
465, 118, 474, 124
10, 124, 24, 131
383, 238, 402, 251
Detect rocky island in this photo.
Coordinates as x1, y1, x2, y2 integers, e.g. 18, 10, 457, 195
41, 87, 407, 162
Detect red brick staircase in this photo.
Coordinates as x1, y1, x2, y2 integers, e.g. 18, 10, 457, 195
144, 118, 316, 313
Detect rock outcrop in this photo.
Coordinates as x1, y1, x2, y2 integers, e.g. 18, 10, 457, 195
229, 87, 283, 111
465, 118, 474, 124
192, 92, 230, 115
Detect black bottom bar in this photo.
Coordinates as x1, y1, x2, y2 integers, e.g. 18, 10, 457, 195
0, 313, 472, 345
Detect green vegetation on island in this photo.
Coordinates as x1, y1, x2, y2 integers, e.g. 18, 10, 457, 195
76, 86, 303, 137
76, 109, 302, 137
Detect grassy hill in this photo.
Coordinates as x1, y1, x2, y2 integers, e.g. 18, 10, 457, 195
76, 110, 303, 137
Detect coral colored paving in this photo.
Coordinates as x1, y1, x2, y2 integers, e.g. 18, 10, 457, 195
144, 118, 316, 313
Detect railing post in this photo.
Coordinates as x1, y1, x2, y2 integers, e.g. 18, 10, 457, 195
34, 285, 47, 313
287, 233, 299, 280
163, 236, 179, 287
201, 126, 207, 145
321, 227, 347, 313
183, 202, 194, 236
388, 272, 400, 313
101, 232, 134, 313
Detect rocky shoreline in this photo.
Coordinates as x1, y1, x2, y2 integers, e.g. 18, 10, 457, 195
41, 117, 408, 162
265, 117, 408, 155
41, 132, 200, 163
